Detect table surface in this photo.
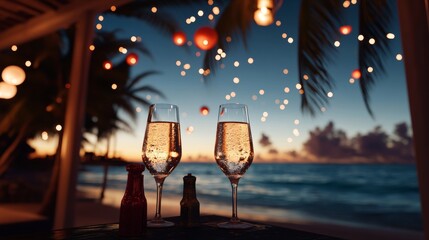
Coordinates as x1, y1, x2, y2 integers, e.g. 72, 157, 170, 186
5, 215, 342, 240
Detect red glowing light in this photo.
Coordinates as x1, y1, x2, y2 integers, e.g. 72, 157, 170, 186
351, 69, 361, 79
194, 27, 218, 50
126, 53, 138, 65
200, 106, 210, 116
173, 31, 187, 46
103, 60, 112, 70
339, 25, 352, 35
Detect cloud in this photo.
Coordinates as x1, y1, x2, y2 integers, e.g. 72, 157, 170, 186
268, 148, 278, 155
302, 121, 414, 163
259, 133, 272, 147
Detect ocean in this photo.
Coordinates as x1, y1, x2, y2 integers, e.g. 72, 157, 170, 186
78, 163, 422, 231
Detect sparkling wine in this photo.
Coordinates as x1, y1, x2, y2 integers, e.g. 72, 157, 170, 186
142, 121, 181, 177
215, 121, 254, 179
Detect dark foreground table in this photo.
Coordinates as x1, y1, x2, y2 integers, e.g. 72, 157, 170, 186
5, 215, 341, 240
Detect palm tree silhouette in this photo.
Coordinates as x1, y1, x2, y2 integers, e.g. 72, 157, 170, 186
202, 0, 392, 117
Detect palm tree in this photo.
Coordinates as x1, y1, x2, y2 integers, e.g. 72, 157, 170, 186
0, 34, 65, 176
202, 0, 392, 117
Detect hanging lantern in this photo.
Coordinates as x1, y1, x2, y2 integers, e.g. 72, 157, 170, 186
126, 53, 138, 65
351, 69, 361, 79
1, 65, 26, 86
194, 27, 218, 50
339, 25, 352, 35
0, 82, 17, 99
103, 60, 112, 70
254, 0, 275, 26
173, 31, 187, 46
200, 106, 210, 116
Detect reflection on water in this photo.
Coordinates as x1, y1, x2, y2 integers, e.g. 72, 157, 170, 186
78, 163, 422, 231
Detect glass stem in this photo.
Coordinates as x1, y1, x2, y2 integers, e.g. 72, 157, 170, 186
154, 177, 165, 221
230, 182, 240, 223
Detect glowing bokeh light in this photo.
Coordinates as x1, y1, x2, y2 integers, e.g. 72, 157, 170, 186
173, 31, 187, 46
126, 52, 138, 65
103, 61, 112, 70
2, 65, 26, 85
334, 41, 341, 47
396, 54, 403, 61
200, 106, 210, 116
0, 82, 17, 99
194, 26, 218, 50
41, 131, 49, 141
339, 25, 352, 35
351, 69, 361, 79
386, 33, 395, 39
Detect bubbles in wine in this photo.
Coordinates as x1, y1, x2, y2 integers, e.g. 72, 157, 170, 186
142, 122, 181, 176
215, 122, 254, 178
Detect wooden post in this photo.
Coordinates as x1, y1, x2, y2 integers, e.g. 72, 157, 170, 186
397, 1, 429, 239
54, 11, 95, 229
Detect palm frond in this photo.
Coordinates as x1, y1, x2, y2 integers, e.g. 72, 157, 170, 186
114, 4, 179, 36
126, 70, 161, 90
358, 0, 392, 117
202, 0, 257, 77
298, 0, 342, 116
129, 86, 166, 99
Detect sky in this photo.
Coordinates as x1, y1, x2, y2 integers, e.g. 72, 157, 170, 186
31, 0, 411, 163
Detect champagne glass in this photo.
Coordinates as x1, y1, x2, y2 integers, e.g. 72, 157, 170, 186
142, 104, 181, 227
214, 103, 254, 229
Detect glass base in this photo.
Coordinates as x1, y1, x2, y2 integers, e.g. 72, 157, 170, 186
147, 219, 175, 228
217, 221, 254, 229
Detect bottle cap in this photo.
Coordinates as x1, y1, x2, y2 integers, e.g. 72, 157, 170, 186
126, 163, 145, 173
183, 173, 196, 182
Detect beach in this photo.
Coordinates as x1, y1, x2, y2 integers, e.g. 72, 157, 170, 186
0, 185, 423, 240
73, 185, 424, 240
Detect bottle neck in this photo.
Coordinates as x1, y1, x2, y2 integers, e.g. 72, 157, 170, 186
183, 181, 196, 199
126, 173, 143, 196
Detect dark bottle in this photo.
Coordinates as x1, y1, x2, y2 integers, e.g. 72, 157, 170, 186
119, 163, 147, 236
180, 173, 200, 227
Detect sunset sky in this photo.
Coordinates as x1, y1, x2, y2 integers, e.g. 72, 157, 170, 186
30, 1, 411, 163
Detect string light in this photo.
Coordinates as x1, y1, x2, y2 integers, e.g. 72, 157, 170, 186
396, 54, 403, 61
386, 33, 395, 39
334, 41, 341, 47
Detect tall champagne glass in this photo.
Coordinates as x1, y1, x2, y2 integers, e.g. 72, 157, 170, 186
214, 103, 254, 229
142, 104, 181, 227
